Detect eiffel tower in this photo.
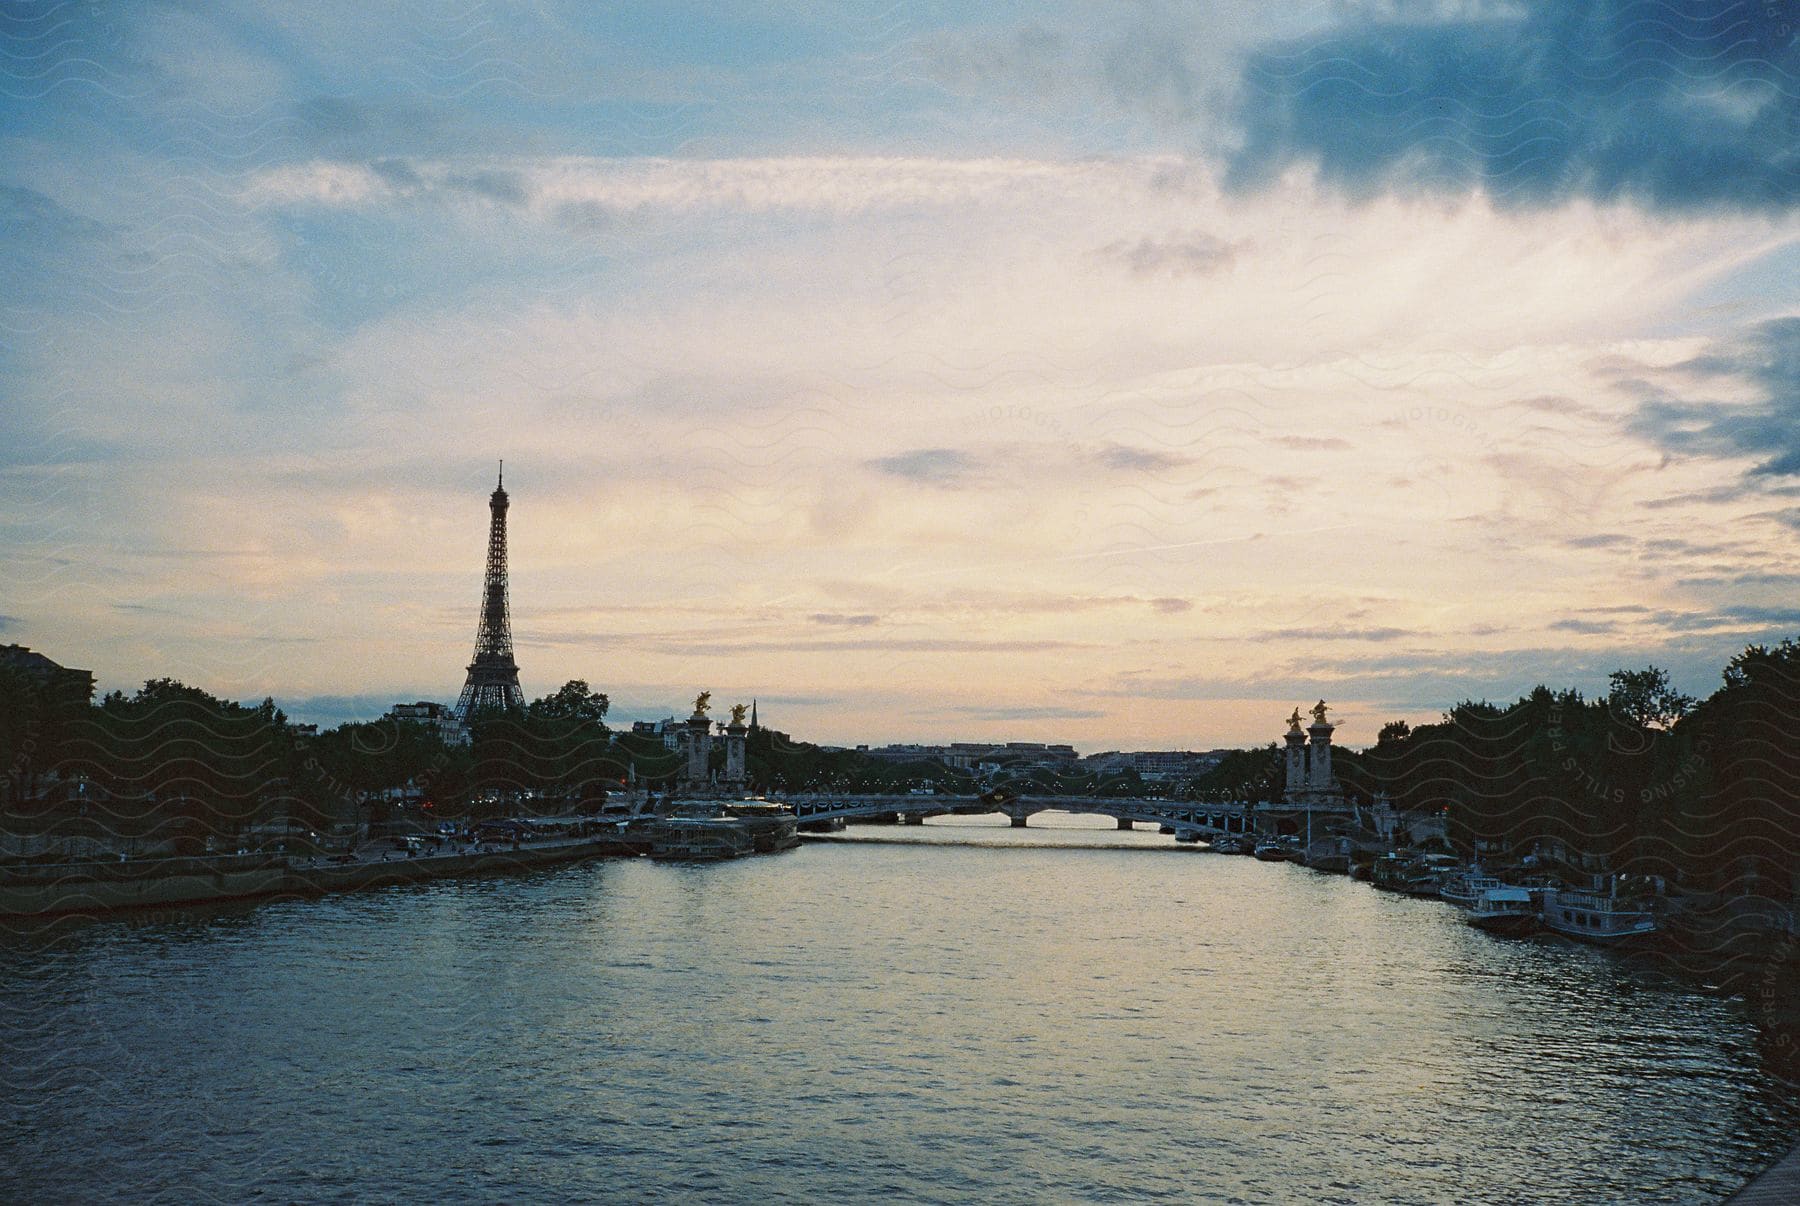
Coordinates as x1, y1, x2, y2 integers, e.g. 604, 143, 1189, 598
455, 462, 525, 720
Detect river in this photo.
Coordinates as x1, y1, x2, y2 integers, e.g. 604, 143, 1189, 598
3, 811, 1795, 1203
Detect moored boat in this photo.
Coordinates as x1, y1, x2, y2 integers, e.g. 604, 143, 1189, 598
1400, 853, 1460, 896
1467, 886, 1537, 935
1253, 838, 1288, 861
647, 817, 757, 861
1371, 852, 1414, 891
1541, 879, 1658, 943
1303, 836, 1351, 874
1439, 867, 1506, 909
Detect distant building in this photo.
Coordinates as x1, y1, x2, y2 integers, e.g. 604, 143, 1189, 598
1080, 750, 1225, 783
631, 717, 685, 750
861, 741, 1079, 771
387, 701, 471, 747
0, 644, 95, 706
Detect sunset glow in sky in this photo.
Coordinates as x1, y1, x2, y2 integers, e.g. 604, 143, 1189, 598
5, 2, 1800, 748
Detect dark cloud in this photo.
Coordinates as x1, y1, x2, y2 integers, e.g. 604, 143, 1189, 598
1563, 533, 1630, 549
554, 200, 614, 231
1150, 597, 1192, 614
866, 447, 978, 485
369, 158, 423, 190
943, 704, 1109, 721
0, 185, 111, 240
1261, 626, 1413, 642
809, 613, 879, 627
1638, 482, 1765, 509
1659, 605, 1800, 630
1096, 230, 1244, 276
645, 636, 1085, 657
1228, 1, 1800, 212
1627, 316, 1800, 477
1550, 617, 1618, 634
1270, 435, 1351, 451
443, 169, 530, 206
0, 614, 16, 632
1093, 445, 1188, 471
1759, 506, 1800, 531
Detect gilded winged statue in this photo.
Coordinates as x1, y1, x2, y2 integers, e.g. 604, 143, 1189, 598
1311, 699, 1329, 724
693, 691, 711, 716
1287, 707, 1304, 730
730, 703, 748, 725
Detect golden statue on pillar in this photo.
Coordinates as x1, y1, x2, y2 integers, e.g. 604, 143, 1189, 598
1287, 707, 1304, 730
1311, 699, 1330, 724
730, 703, 748, 726
693, 691, 711, 716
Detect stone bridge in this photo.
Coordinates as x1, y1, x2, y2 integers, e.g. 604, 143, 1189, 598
780, 794, 1252, 836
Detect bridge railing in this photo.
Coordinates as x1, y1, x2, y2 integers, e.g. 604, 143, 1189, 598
782, 794, 1253, 829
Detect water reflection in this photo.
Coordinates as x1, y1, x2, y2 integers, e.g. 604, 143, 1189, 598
1, 816, 1794, 1203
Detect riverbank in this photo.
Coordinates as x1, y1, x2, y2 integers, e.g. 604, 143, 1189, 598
0, 831, 638, 920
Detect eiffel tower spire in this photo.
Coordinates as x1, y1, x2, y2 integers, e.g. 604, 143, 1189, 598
455, 463, 525, 720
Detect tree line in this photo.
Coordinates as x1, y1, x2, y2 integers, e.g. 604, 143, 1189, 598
3, 639, 1796, 890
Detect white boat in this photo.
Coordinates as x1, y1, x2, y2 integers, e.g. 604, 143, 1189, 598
1541, 881, 1657, 943
1439, 868, 1506, 909
1467, 886, 1537, 935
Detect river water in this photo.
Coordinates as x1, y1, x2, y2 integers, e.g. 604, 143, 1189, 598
3, 812, 1795, 1203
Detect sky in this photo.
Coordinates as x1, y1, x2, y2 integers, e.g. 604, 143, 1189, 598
3, 1, 1800, 751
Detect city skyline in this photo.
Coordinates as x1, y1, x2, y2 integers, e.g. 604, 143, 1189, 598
6, 4, 1800, 749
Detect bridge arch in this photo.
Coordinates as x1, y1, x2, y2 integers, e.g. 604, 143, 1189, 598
782, 794, 1254, 836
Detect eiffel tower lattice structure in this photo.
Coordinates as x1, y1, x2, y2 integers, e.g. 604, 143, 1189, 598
455, 463, 526, 720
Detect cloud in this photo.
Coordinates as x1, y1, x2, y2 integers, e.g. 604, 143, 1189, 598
1269, 435, 1350, 451
1092, 445, 1188, 471
809, 613, 879, 627
1096, 230, 1244, 276
1227, 1, 1800, 212
1260, 626, 1413, 642
1150, 597, 1192, 615
637, 636, 1087, 657
444, 169, 530, 207
0, 614, 16, 633
1549, 618, 1618, 634
243, 155, 1172, 217
1627, 316, 1800, 477
866, 447, 978, 485
944, 704, 1110, 721
0, 186, 112, 241
1758, 506, 1800, 531
369, 157, 424, 190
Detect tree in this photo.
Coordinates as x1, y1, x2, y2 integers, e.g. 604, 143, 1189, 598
1376, 720, 1411, 745
527, 680, 610, 723
1607, 665, 1694, 730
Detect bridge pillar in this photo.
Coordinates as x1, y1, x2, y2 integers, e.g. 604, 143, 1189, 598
1010, 813, 1028, 828
1117, 818, 1132, 830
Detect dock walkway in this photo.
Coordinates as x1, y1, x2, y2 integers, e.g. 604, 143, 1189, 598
1728, 1140, 1800, 1203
